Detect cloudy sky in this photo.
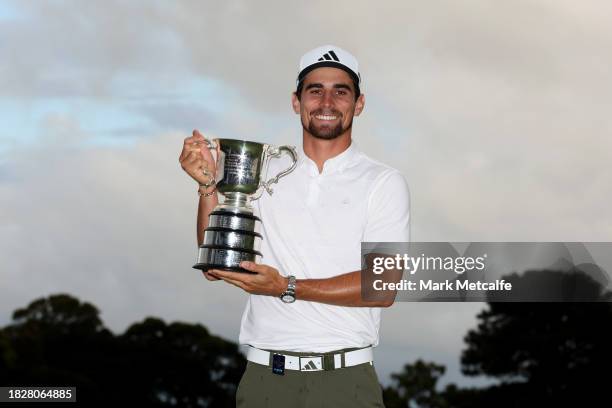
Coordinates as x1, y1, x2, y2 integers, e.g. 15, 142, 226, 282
1, 0, 611, 387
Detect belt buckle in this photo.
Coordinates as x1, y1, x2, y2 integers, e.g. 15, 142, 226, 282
299, 356, 323, 371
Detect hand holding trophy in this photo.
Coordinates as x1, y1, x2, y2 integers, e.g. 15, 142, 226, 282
184, 134, 298, 273
179, 130, 218, 193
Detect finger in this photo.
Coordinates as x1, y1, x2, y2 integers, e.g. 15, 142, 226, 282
179, 144, 191, 161
200, 142, 214, 162
191, 130, 214, 158
217, 275, 248, 290
184, 133, 201, 145
192, 130, 207, 145
181, 132, 205, 148
202, 271, 220, 281
240, 261, 267, 274
210, 269, 253, 282
187, 149, 205, 163
182, 151, 198, 166
186, 144, 204, 153
180, 145, 202, 162
189, 151, 206, 166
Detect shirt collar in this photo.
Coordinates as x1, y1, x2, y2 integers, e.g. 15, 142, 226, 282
299, 141, 359, 176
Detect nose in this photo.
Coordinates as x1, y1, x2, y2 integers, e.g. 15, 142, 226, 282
321, 90, 334, 108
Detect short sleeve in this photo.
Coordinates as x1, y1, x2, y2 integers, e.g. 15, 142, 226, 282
363, 169, 410, 243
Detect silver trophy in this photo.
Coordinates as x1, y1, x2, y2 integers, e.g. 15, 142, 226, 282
193, 138, 298, 273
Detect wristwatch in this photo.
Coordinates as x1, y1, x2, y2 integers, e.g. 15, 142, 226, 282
280, 275, 296, 303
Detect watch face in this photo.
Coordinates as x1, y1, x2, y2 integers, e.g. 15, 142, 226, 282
281, 294, 295, 303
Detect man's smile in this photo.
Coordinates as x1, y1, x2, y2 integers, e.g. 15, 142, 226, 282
313, 114, 340, 121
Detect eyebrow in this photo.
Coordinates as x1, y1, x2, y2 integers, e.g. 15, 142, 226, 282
305, 83, 353, 93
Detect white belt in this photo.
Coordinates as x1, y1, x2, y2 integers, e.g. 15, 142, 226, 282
246, 346, 373, 371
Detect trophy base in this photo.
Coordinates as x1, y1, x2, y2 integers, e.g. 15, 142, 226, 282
192, 263, 256, 274
193, 245, 262, 274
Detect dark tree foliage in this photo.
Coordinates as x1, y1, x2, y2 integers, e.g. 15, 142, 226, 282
383, 269, 612, 408
0, 294, 245, 407
460, 270, 612, 406
383, 360, 448, 408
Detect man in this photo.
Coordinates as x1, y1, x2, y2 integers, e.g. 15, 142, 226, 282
179, 45, 410, 407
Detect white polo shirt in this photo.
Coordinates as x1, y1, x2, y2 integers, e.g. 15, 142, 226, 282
239, 141, 410, 352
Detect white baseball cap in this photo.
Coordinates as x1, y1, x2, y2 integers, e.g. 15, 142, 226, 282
297, 45, 361, 88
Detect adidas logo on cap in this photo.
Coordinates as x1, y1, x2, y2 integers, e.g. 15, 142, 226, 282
297, 45, 361, 86
318, 50, 340, 62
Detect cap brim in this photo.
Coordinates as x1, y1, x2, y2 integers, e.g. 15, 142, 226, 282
297, 61, 360, 86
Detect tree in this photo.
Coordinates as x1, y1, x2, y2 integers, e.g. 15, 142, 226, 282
461, 269, 612, 406
383, 360, 448, 408
383, 269, 612, 408
0, 293, 245, 407
117, 317, 245, 407
1, 293, 115, 398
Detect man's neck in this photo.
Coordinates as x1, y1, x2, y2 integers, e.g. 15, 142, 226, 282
302, 133, 352, 173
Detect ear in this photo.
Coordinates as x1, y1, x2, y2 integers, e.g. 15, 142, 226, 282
291, 92, 301, 114
354, 94, 365, 116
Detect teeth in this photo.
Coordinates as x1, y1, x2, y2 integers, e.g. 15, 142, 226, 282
315, 115, 338, 120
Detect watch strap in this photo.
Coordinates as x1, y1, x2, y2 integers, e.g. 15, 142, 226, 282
287, 275, 296, 292
280, 275, 296, 303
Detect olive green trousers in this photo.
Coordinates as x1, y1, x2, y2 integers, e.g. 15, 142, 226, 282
236, 350, 385, 408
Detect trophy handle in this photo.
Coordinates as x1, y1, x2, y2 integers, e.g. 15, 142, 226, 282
251, 145, 298, 200
204, 138, 217, 150
197, 138, 220, 183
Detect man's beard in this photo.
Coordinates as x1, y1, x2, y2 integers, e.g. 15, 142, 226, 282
302, 112, 353, 140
